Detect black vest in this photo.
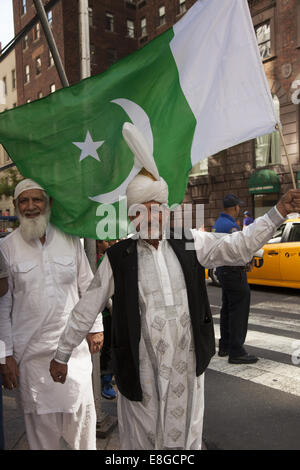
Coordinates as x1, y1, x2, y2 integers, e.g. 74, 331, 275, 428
107, 237, 216, 402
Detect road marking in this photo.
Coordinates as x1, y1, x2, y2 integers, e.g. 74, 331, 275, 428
213, 311, 300, 334
214, 324, 298, 355
208, 356, 300, 397
210, 302, 300, 316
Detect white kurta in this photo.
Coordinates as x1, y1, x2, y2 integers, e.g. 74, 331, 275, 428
55, 207, 285, 450
0, 224, 102, 449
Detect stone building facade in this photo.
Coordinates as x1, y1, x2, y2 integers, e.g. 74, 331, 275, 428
185, 0, 300, 230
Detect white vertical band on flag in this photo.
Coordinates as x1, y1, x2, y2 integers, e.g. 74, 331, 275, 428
170, 0, 278, 165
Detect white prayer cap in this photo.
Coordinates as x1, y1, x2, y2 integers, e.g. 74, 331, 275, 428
14, 178, 45, 200
122, 123, 169, 207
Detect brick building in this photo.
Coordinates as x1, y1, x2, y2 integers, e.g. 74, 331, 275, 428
13, 0, 196, 103
185, 0, 300, 229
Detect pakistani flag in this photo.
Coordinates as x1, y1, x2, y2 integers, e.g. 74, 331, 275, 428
0, 0, 277, 239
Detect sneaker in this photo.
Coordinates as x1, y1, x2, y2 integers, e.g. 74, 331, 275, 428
101, 374, 116, 400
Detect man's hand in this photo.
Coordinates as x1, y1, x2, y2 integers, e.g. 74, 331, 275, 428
49, 359, 68, 384
86, 332, 104, 354
0, 356, 19, 390
276, 189, 300, 218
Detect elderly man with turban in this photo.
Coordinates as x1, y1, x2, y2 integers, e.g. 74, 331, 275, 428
50, 123, 300, 450
0, 180, 103, 450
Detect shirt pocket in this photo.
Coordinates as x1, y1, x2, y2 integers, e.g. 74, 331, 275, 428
12, 260, 39, 292
52, 256, 76, 285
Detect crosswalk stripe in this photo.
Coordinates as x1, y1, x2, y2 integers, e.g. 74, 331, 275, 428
213, 323, 299, 355
210, 303, 300, 317
209, 321, 300, 396
208, 356, 300, 397
213, 311, 300, 334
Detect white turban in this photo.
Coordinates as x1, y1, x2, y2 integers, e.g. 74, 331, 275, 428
126, 174, 168, 208
122, 123, 169, 207
14, 178, 45, 200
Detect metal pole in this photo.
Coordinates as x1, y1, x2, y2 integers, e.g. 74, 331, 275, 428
275, 123, 297, 189
32, 0, 69, 88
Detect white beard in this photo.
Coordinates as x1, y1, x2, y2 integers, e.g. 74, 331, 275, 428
17, 208, 50, 243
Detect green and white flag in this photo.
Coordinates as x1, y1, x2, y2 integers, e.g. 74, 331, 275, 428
0, 0, 277, 239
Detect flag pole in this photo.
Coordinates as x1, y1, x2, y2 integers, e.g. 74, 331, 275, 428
275, 122, 297, 189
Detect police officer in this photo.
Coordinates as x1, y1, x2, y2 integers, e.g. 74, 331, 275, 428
213, 194, 258, 364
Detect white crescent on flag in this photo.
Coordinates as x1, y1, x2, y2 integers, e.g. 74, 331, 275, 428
89, 98, 154, 204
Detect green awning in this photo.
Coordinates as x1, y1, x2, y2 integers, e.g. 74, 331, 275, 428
297, 171, 300, 189
248, 169, 280, 194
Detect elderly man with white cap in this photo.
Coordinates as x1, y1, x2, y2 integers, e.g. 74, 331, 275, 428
50, 123, 300, 450
0, 179, 103, 450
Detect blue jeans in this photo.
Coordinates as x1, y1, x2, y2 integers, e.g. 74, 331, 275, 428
0, 375, 5, 450
216, 267, 251, 358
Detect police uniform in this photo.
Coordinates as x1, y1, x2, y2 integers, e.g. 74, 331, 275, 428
212, 195, 257, 363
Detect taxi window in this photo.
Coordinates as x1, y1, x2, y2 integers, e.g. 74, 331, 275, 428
288, 223, 300, 242
267, 224, 285, 244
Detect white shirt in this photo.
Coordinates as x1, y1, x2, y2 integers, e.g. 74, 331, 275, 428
0, 224, 103, 414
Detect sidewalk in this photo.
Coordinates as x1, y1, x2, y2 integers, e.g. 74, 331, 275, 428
2, 388, 120, 450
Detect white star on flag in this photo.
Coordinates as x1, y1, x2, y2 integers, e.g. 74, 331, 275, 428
73, 131, 104, 162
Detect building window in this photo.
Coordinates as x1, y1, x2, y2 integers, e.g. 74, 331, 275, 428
24, 65, 30, 84
11, 69, 16, 89
127, 19, 135, 38
255, 22, 271, 60
107, 49, 117, 66
36, 57, 42, 75
255, 95, 280, 167
37, 91, 43, 99
33, 22, 41, 41
90, 44, 96, 66
158, 6, 166, 27
178, 0, 186, 15
21, 0, 27, 15
2, 77, 7, 96
89, 7, 93, 27
47, 10, 53, 26
49, 50, 54, 67
189, 159, 209, 177
105, 13, 114, 32
23, 34, 28, 49
141, 17, 147, 37
50, 84, 56, 93
13, 103, 17, 108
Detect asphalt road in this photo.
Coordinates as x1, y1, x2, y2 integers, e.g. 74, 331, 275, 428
203, 282, 300, 450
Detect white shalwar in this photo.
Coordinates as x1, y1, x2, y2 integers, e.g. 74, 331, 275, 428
55, 207, 285, 450
0, 224, 103, 450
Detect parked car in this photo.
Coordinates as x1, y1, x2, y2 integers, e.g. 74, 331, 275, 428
208, 215, 300, 289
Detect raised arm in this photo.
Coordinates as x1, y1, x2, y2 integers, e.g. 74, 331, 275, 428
193, 189, 300, 268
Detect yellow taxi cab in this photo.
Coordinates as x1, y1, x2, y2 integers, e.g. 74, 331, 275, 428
247, 215, 300, 289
